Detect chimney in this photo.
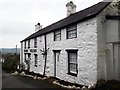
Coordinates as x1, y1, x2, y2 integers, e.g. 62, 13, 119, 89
35, 22, 42, 32
66, 1, 76, 16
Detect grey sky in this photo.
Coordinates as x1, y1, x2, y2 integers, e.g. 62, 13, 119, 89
0, 0, 103, 48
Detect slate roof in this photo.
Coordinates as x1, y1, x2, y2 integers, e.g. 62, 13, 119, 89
21, 1, 111, 42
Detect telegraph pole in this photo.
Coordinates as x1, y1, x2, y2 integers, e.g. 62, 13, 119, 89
16, 45, 17, 55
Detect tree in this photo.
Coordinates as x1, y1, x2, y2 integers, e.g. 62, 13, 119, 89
2, 53, 20, 72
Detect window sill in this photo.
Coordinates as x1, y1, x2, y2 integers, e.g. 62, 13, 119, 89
54, 40, 61, 41
67, 37, 77, 39
67, 72, 77, 77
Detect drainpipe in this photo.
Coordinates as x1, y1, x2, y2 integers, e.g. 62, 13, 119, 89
112, 43, 115, 79
43, 34, 47, 76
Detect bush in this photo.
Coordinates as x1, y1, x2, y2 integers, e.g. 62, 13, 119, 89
96, 80, 109, 90
96, 80, 120, 90
2, 53, 19, 73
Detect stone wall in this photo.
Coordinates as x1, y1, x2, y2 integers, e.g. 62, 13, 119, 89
21, 17, 98, 86
45, 17, 98, 85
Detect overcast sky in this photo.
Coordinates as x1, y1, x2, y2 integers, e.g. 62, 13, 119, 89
0, 0, 105, 48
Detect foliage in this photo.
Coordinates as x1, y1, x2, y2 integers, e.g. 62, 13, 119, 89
2, 53, 20, 73
96, 79, 120, 90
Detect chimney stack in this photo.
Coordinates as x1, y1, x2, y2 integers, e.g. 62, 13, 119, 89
35, 23, 42, 32
66, 1, 76, 16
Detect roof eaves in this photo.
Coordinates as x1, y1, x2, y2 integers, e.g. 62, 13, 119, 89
21, 1, 111, 42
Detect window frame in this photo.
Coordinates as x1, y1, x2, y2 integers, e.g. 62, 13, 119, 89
28, 54, 31, 60
24, 41, 26, 49
34, 54, 38, 67
66, 24, 77, 39
66, 49, 78, 76
54, 30, 61, 41
28, 40, 30, 48
24, 54, 26, 61
34, 38, 37, 48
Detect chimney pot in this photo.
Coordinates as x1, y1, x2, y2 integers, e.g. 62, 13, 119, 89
66, 1, 76, 16
35, 22, 42, 32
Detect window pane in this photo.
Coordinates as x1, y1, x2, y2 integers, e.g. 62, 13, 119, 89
68, 30, 76, 38
24, 54, 26, 61
55, 30, 61, 34
67, 24, 77, 39
70, 63, 77, 73
35, 54, 38, 66
67, 25, 76, 31
54, 30, 61, 41
34, 38, 37, 48
69, 53, 77, 63
68, 51, 78, 74
55, 34, 60, 40
28, 40, 30, 48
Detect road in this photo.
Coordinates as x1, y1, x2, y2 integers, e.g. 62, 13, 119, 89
2, 70, 68, 90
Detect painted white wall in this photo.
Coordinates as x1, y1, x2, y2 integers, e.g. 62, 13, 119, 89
96, 12, 108, 80
45, 17, 98, 85
24, 36, 46, 75
20, 42, 23, 69
21, 17, 98, 86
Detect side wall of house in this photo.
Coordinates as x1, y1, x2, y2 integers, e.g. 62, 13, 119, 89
97, 15, 108, 80
20, 42, 24, 69
106, 20, 120, 80
96, 1, 120, 80
45, 18, 98, 86
21, 36, 46, 75
21, 41, 28, 70
28, 36, 45, 75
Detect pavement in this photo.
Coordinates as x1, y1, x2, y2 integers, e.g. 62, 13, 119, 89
2, 70, 69, 90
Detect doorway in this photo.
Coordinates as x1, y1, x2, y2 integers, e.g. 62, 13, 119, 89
54, 50, 60, 77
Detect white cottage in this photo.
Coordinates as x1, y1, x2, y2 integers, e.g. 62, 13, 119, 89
20, 0, 120, 86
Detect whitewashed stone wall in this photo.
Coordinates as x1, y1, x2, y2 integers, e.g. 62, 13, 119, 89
21, 36, 45, 75
28, 36, 45, 75
21, 17, 98, 86
45, 17, 98, 85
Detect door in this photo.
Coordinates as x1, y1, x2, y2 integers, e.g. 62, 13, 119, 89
112, 43, 119, 80
54, 51, 60, 77
107, 43, 120, 80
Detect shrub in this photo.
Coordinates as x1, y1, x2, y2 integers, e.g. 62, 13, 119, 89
2, 53, 19, 73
